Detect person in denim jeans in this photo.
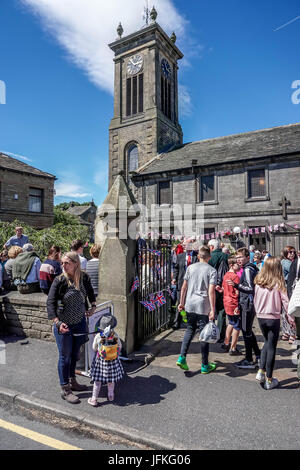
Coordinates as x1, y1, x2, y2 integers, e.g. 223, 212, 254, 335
47, 252, 97, 403
176, 245, 217, 373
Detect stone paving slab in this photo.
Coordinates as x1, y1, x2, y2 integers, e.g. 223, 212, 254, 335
137, 320, 299, 389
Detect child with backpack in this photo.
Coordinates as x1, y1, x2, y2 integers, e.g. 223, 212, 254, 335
88, 315, 124, 406
254, 257, 294, 390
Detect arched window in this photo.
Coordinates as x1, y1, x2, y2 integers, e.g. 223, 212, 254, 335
128, 144, 139, 173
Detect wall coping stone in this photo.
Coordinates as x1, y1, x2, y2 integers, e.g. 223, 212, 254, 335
0, 292, 47, 308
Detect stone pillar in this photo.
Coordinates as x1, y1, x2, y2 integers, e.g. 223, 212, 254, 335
95, 172, 139, 354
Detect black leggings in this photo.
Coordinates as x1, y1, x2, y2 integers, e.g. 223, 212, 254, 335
258, 318, 280, 378
180, 313, 209, 365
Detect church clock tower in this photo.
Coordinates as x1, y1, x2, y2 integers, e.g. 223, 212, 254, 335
108, 10, 183, 189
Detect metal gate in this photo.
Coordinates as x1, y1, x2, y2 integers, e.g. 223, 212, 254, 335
136, 238, 172, 345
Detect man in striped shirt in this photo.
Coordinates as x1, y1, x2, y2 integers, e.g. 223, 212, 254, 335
86, 244, 101, 297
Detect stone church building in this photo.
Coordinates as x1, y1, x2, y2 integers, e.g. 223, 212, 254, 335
108, 17, 300, 253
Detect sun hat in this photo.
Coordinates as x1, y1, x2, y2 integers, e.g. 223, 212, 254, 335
98, 315, 117, 331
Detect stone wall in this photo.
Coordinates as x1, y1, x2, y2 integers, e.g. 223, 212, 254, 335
0, 292, 54, 342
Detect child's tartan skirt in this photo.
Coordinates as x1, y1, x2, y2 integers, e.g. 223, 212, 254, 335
90, 354, 124, 384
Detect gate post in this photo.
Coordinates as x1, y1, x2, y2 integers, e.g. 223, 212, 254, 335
95, 172, 139, 354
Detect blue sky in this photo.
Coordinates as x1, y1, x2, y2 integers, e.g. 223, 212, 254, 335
0, 0, 299, 207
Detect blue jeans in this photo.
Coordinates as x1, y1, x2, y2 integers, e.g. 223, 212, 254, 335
180, 313, 209, 365
53, 318, 87, 386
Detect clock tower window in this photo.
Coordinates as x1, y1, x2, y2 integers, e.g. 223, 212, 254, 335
126, 73, 144, 117
161, 75, 171, 120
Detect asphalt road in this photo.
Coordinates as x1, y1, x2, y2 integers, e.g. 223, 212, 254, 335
1, 334, 300, 450
0, 407, 139, 450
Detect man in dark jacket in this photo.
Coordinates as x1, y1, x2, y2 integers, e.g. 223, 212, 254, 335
172, 244, 198, 329
208, 239, 229, 343
227, 247, 260, 369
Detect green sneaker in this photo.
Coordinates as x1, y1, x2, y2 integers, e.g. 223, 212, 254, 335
201, 363, 216, 374
176, 355, 189, 371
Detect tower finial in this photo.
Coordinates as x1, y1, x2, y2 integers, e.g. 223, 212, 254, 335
150, 6, 158, 23
170, 31, 177, 43
117, 22, 124, 39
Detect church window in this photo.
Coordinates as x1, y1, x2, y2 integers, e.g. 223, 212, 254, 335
200, 175, 215, 202
248, 169, 266, 198
126, 73, 144, 117
128, 145, 139, 173
158, 181, 172, 205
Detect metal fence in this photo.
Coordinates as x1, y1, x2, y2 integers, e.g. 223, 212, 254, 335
136, 238, 172, 345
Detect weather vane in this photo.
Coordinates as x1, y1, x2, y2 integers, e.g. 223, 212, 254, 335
143, 0, 150, 26
143, 1, 157, 27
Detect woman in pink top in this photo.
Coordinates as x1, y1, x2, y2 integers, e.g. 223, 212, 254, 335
254, 257, 295, 390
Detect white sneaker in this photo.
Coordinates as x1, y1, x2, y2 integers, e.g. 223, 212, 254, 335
256, 370, 265, 383
264, 378, 279, 390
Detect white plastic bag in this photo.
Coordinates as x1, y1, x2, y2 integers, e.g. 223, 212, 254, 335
199, 321, 220, 343
288, 259, 300, 318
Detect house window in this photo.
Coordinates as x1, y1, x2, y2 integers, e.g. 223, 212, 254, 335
29, 187, 43, 213
159, 181, 172, 205
200, 175, 215, 202
128, 145, 139, 173
126, 73, 144, 117
248, 169, 266, 198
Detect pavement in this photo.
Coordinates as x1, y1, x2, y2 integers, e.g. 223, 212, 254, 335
1, 320, 300, 450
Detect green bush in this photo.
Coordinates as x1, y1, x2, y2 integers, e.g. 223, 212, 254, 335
0, 218, 90, 261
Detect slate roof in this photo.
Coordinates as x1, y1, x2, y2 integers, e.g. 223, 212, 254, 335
0, 152, 56, 178
136, 123, 300, 176
66, 206, 92, 217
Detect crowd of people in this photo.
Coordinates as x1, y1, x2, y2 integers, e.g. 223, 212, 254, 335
0, 226, 112, 405
172, 239, 300, 390
0, 226, 100, 296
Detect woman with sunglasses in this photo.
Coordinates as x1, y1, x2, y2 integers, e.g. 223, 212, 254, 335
281, 246, 297, 343
47, 252, 97, 403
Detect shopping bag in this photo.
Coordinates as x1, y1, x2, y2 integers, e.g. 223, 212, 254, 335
199, 321, 220, 343
288, 259, 300, 318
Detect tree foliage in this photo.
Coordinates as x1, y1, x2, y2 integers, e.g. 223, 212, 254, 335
55, 201, 97, 211
0, 218, 90, 261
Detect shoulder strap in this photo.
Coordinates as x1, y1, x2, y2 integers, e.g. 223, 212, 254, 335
297, 258, 300, 281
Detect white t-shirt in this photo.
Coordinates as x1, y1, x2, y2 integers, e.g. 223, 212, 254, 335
184, 262, 217, 315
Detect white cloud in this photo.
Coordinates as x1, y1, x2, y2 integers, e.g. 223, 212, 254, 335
178, 84, 193, 118
55, 181, 91, 199
0, 150, 33, 162
20, 0, 188, 94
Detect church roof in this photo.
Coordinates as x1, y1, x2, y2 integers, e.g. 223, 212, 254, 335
136, 123, 300, 176
0, 152, 56, 179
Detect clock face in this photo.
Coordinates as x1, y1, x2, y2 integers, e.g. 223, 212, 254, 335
161, 58, 172, 79
127, 54, 143, 75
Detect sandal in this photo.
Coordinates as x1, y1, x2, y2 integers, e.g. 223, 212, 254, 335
88, 398, 98, 407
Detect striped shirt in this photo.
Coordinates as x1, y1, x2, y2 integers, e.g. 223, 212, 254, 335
86, 258, 99, 296
39, 259, 62, 294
